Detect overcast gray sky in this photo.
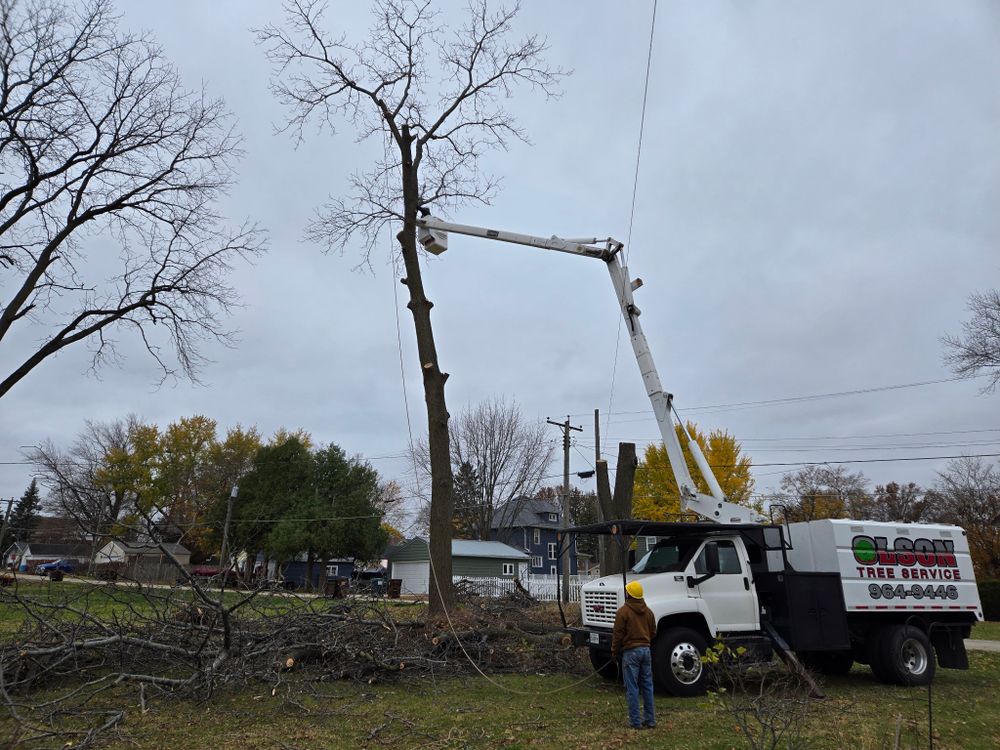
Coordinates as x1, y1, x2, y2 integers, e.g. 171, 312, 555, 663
2, 1, 998, 527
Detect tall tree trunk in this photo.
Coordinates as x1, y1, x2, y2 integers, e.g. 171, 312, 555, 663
397, 129, 453, 614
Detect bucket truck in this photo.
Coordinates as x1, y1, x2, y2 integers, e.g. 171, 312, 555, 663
416, 212, 984, 697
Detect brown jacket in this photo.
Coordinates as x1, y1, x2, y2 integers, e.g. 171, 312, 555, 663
611, 598, 656, 657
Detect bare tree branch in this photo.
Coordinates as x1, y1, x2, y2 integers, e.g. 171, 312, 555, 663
0, 0, 264, 399
943, 289, 1000, 392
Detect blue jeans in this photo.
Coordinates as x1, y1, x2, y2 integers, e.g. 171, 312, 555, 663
622, 646, 655, 728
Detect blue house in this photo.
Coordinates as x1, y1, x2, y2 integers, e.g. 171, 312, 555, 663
490, 497, 578, 576
280, 556, 356, 590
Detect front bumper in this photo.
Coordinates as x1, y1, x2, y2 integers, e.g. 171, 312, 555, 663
566, 626, 613, 649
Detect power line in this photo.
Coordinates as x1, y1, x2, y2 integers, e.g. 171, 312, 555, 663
576, 374, 983, 420
605, 0, 659, 456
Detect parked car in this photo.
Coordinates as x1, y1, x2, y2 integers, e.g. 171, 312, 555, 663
36, 559, 75, 576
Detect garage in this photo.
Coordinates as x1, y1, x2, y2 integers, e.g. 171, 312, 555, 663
392, 560, 431, 595
387, 538, 530, 597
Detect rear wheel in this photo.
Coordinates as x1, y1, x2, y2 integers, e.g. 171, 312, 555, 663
882, 625, 935, 686
652, 627, 709, 697
589, 648, 619, 681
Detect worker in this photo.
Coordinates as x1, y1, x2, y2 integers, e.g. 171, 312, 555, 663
611, 580, 656, 729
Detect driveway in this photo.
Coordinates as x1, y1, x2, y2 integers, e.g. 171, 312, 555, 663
966, 639, 1000, 653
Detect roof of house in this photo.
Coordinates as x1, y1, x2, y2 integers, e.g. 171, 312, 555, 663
113, 542, 190, 556
25, 543, 90, 557
452, 539, 529, 560
387, 537, 529, 561
490, 497, 562, 530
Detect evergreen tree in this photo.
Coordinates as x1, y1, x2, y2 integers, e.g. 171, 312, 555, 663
452, 461, 482, 538
2, 479, 42, 549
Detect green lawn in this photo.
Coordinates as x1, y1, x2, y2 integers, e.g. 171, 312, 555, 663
971, 620, 1000, 641
3, 654, 998, 749
0, 576, 342, 636
2, 582, 997, 749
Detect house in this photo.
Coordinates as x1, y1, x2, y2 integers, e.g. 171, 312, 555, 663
95, 541, 191, 567
281, 556, 357, 590
386, 538, 529, 595
3, 541, 28, 569
11, 542, 91, 571
489, 497, 579, 576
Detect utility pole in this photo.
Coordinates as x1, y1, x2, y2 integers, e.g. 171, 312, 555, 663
594, 409, 601, 463
218, 485, 238, 587
593, 409, 607, 575
548, 416, 581, 602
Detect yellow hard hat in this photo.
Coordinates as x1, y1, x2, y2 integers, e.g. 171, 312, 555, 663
625, 580, 644, 599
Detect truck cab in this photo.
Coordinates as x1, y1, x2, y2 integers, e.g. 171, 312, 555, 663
577, 526, 776, 696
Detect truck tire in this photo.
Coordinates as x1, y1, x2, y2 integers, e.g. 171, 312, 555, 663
881, 625, 936, 686
589, 648, 619, 681
866, 626, 893, 683
652, 627, 709, 697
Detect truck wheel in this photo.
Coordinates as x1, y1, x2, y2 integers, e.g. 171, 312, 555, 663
882, 625, 936, 686
589, 648, 619, 681
866, 626, 893, 683
652, 627, 709, 697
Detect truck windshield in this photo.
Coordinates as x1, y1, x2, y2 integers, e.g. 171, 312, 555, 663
631, 539, 699, 574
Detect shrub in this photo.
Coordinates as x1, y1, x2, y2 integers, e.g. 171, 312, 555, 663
979, 579, 1000, 621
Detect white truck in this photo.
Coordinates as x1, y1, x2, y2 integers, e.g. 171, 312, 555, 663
414, 212, 985, 696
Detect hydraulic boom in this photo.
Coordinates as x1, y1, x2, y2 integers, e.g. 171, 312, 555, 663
417, 213, 760, 524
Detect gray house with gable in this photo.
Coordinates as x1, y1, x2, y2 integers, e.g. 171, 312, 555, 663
386, 538, 528, 596
489, 497, 579, 576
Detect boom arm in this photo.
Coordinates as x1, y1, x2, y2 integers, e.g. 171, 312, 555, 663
417, 214, 761, 524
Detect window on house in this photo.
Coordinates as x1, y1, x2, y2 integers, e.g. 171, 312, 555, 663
501, 562, 515, 576
531, 555, 543, 568
326, 564, 339, 577
547, 542, 557, 559
533, 528, 541, 545
548, 512, 558, 522
550, 565, 557, 576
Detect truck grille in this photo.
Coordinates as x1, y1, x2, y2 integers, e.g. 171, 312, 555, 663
583, 590, 620, 626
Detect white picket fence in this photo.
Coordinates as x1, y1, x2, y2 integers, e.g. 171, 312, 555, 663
452, 574, 598, 602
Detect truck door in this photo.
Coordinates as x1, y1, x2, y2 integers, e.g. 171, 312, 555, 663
691, 539, 760, 633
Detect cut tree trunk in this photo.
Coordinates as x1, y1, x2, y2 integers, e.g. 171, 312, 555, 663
397, 128, 453, 615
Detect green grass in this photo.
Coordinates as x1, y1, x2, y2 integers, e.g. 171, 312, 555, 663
0, 576, 333, 636
2, 585, 996, 748
3, 654, 998, 749
971, 620, 1000, 640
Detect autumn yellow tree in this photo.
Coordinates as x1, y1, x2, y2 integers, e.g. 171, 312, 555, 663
633, 422, 756, 521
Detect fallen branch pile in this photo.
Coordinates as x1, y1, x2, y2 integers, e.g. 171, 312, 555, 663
0, 578, 587, 748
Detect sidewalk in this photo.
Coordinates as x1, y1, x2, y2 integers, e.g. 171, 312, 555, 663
965, 639, 1000, 653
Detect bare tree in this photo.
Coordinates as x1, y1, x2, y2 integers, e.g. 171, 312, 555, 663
771, 465, 870, 522
927, 456, 1000, 577
413, 397, 554, 539
28, 415, 156, 570
870, 481, 928, 523
0, 0, 263, 400
943, 289, 1000, 392
258, 0, 565, 613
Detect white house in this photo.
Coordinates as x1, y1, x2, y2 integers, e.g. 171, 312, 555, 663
96, 541, 191, 567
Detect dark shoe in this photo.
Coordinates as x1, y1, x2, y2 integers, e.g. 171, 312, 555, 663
643, 723, 656, 729
630, 725, 642, 730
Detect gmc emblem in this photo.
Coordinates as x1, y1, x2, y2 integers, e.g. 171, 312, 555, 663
592, 605, 605, 613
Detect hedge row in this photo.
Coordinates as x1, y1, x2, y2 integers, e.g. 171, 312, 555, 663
979, 579, 1000, 621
